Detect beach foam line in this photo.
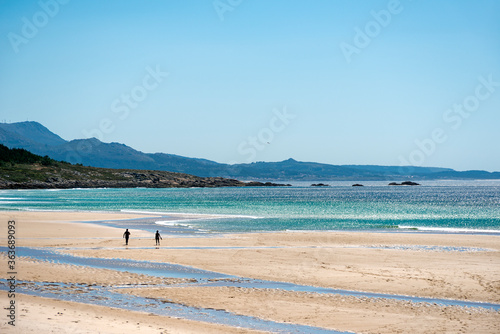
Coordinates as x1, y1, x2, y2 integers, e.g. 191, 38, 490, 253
21, 208, 119, 214
120, 209, 263, 220
398, 225, 500, 234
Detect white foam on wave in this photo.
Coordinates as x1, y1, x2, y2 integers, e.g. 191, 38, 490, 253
121, 209, 263, 232
2, 201, 58, 205
398, 225, 500, 234
155, 220, 194, 228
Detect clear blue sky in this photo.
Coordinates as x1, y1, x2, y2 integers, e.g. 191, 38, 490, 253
1, 0, 499, 171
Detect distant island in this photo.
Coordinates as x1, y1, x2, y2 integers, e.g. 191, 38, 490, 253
0, 145, 289, 189
1, 121, 499, 181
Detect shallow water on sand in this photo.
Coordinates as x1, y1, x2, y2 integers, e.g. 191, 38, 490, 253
1, 280, 348, 334
4, 246, 499, 311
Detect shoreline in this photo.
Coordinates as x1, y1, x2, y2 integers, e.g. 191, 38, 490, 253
1, 210, 499, 333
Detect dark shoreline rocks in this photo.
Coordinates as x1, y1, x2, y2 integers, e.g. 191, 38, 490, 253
0, 164, 291, 189
0, 178, 291, 189
311, 183, 330, 187
0, 178, 292, 189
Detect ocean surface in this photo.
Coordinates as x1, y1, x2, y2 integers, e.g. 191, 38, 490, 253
1, 180, 500, 234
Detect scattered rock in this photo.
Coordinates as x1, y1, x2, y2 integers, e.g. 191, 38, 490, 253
352, 184, 364, 187
311, 183, 330, 187
401, 181, 420, 186
388, 181, 420, 186
245, 181, 291, 187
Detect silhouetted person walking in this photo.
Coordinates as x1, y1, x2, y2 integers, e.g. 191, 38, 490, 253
123, 229, 131, 245
155, 230, 162, 246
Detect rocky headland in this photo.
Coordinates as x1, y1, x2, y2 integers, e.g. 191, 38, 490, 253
0, 145, 290, 189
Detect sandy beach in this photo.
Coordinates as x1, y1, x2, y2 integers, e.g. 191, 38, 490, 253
1, 210, 499, 333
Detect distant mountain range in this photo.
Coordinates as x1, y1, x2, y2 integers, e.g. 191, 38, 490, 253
1, 121, 499, 181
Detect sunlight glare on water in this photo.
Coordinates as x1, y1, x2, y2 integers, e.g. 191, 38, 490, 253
1, 180, 499, 233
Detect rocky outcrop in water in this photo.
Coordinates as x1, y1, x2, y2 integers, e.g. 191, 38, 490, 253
388, 181, 420, 186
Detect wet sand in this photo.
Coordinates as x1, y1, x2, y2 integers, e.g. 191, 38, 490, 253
1, 211, 499, 333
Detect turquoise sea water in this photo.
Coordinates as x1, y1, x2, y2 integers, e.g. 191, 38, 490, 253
1, 180, 499, 233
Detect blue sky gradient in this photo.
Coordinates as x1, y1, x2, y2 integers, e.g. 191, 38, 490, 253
1, 0, 499, 171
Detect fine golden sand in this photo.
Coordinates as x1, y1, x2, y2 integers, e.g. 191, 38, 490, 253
1, 211, 499, 333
